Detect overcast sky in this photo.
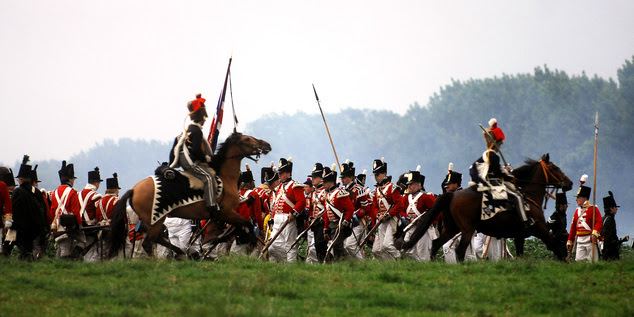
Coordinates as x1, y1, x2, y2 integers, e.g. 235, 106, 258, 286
1, 1, 633, 165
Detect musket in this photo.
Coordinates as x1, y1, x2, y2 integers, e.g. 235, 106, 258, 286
186, 218, 213, 253
287, 210, 325, 253
479, 124, 508, 166
591, 110, 599, 262
51, 225, 110, 239
357, 187, 395, 251
322, 222, 342, 263
258, 217, 292, 259
313, 84, 342, 173
403, 211, 427, 233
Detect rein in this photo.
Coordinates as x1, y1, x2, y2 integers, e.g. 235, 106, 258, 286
225, 139, 263, 162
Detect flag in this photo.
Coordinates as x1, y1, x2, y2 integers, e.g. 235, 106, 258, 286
207, 57, 232, 152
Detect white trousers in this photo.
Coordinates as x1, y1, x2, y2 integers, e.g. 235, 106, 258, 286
305, 229, 319, 263
404, 226, 436, 262
268, 214, 298, 263
372, 218, 400, 260
344, 224, 365, 260
443, 234, 478, 263
575, 235, 599, 262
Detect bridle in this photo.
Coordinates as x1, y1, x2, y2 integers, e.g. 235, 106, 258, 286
226, 137, 265, 162
522, 160, 566, 208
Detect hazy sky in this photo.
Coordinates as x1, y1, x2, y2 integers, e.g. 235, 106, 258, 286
1, 1, 633, 165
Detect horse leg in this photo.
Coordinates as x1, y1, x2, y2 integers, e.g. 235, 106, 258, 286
514, 237, 525, 258
531, 222, 566, 261
214, 209, 256, 245
430, 227, 457, 261
456, 229, 476, 263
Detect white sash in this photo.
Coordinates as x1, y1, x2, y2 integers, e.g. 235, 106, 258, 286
53, 187, 72, 229
407, 192, 425, 216
78, 190, 97, 224
326, 190, 343, 218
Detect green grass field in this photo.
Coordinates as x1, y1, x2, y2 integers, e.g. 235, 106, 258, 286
1, 240, 633, 317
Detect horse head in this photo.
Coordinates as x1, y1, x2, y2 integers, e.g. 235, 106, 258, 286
538, 153, 573, 192
212, 132, 272, 169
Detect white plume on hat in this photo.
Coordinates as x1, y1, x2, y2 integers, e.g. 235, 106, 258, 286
288, 157, 293, 162
580, 174, 588, 184
489, 118, 497, 127
331, 163, 337, 171
245, 163, 250, 171
416, 165, 421, 172
448, 163, 453, 171
362, 169, 367, 175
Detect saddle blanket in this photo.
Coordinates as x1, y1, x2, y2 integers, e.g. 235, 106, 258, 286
481, 185, 507, 221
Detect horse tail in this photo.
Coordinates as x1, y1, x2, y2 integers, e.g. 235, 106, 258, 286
108, 189, 133, 258
402, 192, 454, 250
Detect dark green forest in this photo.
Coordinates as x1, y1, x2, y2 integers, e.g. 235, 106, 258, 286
8, 57, 634, 238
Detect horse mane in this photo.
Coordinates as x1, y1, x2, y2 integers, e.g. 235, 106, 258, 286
512, 158, 540, 185
210, 131, 243, 171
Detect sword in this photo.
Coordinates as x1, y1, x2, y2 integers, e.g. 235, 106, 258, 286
479, 124, 508, 166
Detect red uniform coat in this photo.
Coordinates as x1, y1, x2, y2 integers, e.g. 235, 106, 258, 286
344, 182, 372, 218
403, 190, 436, 219
568, 201, 603, 243
255, 186, 273, 217
371, 182, 404, 223
271, 179, 306, 217
323, 186, 355, 228
237, 189, 264, 230
79, 185, 102, 224
307, 185, 326, 218
96, 194, 119, 222
0, 181, 12, 218
50, 184, 81, 227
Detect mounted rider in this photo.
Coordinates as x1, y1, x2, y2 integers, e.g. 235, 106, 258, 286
169, 94, 218, 215
468, 118, 531, 228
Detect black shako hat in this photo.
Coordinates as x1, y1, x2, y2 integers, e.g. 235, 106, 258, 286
106, 173, 121, 190
603, 191, 619, 209
372, 158, 387, 175
88, 167, 104, 183
555, 193, 568, 206
309, 163, 324, 178
341, 160, 356, 178
16, 155, 32, 179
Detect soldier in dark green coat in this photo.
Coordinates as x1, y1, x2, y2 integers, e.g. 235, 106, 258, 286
546, 193, 569, 245
601, 191, 629, 261
11, 156, 46, 260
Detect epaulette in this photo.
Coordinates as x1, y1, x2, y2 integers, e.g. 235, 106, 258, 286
337, 189, 350, 198
292, 183, 305, 189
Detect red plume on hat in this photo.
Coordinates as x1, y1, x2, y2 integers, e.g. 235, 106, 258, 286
488, 118, 505, 141
190, 94, 206, 112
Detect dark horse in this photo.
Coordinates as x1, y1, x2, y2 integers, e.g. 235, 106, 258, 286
108, 132, 271, 258
403, 154, 573, 261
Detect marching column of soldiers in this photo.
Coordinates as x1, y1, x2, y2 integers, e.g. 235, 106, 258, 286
1, 117, 630, 262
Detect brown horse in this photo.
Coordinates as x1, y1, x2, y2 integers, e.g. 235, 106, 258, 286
403, 153, 573, 261
108, 132, 271, 258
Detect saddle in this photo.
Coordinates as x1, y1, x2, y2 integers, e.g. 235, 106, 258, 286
149, 165, 223, 225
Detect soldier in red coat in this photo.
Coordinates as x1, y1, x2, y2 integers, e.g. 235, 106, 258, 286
371, 158, 405, 260
96, 173, 120, 225
340, 161, 371, 260
402, 167, 437, 262
322, 165, 355, 261
268, 157, 306, 263
0, 167, 13, 256
567, 175, 602, 262
81, 167, 104, 262
50, 161, 86, 259
305, 163, 327, 263
231, 164, 264, 256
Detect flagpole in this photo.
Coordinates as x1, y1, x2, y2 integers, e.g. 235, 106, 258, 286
591, 110, 598, 262
312, 84, 342, 173
208, 56, 233, 150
